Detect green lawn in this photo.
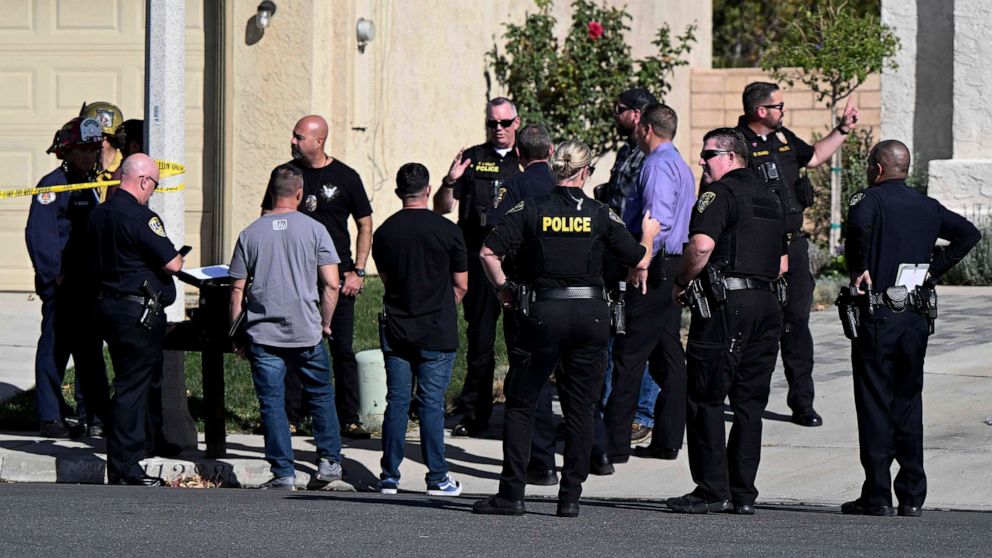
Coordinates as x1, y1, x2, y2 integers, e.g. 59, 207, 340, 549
0, 276, 507, 434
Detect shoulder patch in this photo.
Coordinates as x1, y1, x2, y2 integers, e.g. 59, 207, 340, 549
494, 186, 507, 208
608, 208, 624, 224
849, 192, 865, 207
148, 216, 167, 237
697, 191, 716, 213
36, 192, 56, 205
506, 200, 525, 215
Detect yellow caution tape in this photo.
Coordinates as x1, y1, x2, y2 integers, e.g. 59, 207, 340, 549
0, 160, 186, 200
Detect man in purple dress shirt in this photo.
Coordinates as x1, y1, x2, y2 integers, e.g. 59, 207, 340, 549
604, 103, 696, 463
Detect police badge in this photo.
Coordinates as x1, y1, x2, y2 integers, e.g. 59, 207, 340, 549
697, 191, 716, 213
304, 194, 318, 212
148, 216, 167, 237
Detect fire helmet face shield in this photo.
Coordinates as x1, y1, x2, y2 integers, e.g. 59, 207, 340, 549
47, 117, 104, 159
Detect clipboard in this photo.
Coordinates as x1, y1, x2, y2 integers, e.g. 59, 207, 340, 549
895, 263, 929, 289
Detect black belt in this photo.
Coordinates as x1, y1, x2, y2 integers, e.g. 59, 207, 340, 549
533, 287, 607, 302
724, 277, 774, 292
99, 291, 147, 305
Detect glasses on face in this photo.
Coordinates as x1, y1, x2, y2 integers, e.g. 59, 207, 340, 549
760, 103, 785, 112
700, 150, 733, 161
615, 105, 633, 116
140, 175, 160, 189
486, 118, 516, 130
587, 165, 596, 175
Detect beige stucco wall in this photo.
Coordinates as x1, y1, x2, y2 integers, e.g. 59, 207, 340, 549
688, 67, 882, 180
222, 0, 713, 270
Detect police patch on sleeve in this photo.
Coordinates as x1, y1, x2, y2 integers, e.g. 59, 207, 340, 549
148, 216, 167, 237
493, 186, 507, 209
696, 191, 716, 213
36, 192, 56, 205
849, 192, 865, 207
506, 200, 525, 215
608, 208, 624, 225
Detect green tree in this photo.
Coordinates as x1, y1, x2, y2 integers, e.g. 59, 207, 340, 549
486, 0, 696, 157
713, 0, 880, 68
760, 0, 898, 252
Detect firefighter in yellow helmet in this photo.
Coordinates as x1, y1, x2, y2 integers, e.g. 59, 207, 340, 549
79, 101, 124, 200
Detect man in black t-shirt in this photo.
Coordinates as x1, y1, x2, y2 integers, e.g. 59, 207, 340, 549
261, 115, 374, 438
735, 82, 859, 428
433, 97, 522, 437
372, 163, 468, 496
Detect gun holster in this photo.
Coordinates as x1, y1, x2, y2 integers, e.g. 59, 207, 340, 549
774, 276, 788, 307
138, 280, 163, 331
681, 278, 712, 321
608, 282, 627, 335
834, 285, 865, 340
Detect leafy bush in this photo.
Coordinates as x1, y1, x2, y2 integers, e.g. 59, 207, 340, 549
942, 211, 992, 286
487, 0, 696, 157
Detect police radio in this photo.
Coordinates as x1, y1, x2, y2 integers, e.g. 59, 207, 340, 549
757, 161, 780, 183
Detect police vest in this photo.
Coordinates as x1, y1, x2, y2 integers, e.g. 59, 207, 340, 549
518, 192, 606, 286
457, 144, 520, 233
709, 173, 784, 280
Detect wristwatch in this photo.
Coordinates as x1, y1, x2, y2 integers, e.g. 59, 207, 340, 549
354, 268, 366, 278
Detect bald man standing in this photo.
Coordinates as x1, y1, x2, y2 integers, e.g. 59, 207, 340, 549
841, 140, 979, 517
88, 154, 184, 486
261, 116, 374, 439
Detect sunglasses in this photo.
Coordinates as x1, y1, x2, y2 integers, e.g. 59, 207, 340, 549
760, 103, 784, 112
700, 150, 732, 161
486, 118, 516, 130
615, 105, 633, 116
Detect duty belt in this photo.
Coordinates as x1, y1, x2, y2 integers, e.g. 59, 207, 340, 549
98, 291, 147, 306
533, 287, 607, 302
724, 276, 774, 292
785, 231, 806, 243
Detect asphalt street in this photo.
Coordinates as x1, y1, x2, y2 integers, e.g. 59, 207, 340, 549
0, 484, 988, 557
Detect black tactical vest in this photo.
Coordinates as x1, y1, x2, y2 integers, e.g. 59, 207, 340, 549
517, 190, 606, 287
709, 173, 784, 280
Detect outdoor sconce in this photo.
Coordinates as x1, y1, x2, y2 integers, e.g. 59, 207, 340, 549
356, 17, 375, 53
256, 1, 277, 30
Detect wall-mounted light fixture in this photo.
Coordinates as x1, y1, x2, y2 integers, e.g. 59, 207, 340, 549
356, 17, 375, 53
256, 1, 277, 30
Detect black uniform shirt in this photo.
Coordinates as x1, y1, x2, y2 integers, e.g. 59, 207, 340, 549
452, 142, 520, 246
87, 190, 179, 305
490, 161, 555, 226
485, 187, 645, 289
260, 158, 373, 272
845, 179, 980, 291
735, 115, 814, 233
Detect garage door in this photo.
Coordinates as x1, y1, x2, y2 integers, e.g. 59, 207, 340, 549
0, 0, 213, 291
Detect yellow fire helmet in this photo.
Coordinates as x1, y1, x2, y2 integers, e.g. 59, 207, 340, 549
79, 101, 124, 136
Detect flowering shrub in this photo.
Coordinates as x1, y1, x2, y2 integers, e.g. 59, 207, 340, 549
487, 0, 696, 157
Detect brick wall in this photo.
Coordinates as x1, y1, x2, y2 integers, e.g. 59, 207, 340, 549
688, 68, 881, 178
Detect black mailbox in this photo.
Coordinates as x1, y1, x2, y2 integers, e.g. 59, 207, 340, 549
165, 266, 234, 458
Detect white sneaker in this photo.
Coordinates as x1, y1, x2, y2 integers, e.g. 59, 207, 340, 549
426, 474, 462, 496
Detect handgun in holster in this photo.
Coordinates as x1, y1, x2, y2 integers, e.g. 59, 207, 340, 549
834, 285, 865, 340
138, 280, 163, 331
608, 281, 627, 335
915, 283, 938, 334
774, 276, 788, 307
703, 265, 728, 305
682, 278, 712, 320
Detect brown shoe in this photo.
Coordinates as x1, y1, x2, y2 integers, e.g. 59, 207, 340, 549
630, 423, 653, 444
341, 422, 372, 439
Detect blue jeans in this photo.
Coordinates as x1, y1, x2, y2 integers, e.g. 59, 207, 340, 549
600, 338, 658, 427
247, 342, 342, 478
379, 325, 455, 484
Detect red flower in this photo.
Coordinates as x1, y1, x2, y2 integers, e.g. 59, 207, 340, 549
587, 20, 604, 40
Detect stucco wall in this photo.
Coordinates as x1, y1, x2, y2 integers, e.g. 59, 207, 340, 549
223, 0, 713, 269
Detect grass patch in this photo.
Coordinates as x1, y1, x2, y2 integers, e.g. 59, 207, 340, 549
1, 277, 506, 434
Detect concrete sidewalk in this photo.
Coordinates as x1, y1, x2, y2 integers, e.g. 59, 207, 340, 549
1, 288, 990, 511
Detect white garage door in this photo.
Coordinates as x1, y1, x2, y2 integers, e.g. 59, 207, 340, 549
0, 0, 213, 291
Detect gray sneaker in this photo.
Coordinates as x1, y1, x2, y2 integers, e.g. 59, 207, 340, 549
316, 458, 343, 482
259, 476, 296, 490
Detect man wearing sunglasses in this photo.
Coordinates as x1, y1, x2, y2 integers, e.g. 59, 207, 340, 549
667, 128, 788, 515
434, 97, 522, 438
735, 81, 859, 429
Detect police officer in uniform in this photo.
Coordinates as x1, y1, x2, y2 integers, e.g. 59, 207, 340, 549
668, 128, 788, 515
735, 82, 859, 427
840, 140, 979, 517
472, 140, 659, 518
434, 97, 522, 437
88, 154, 184, 486
26, 117, 109, 438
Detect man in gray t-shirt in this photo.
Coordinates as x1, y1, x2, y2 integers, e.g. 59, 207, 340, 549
228, 163, 345, 490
